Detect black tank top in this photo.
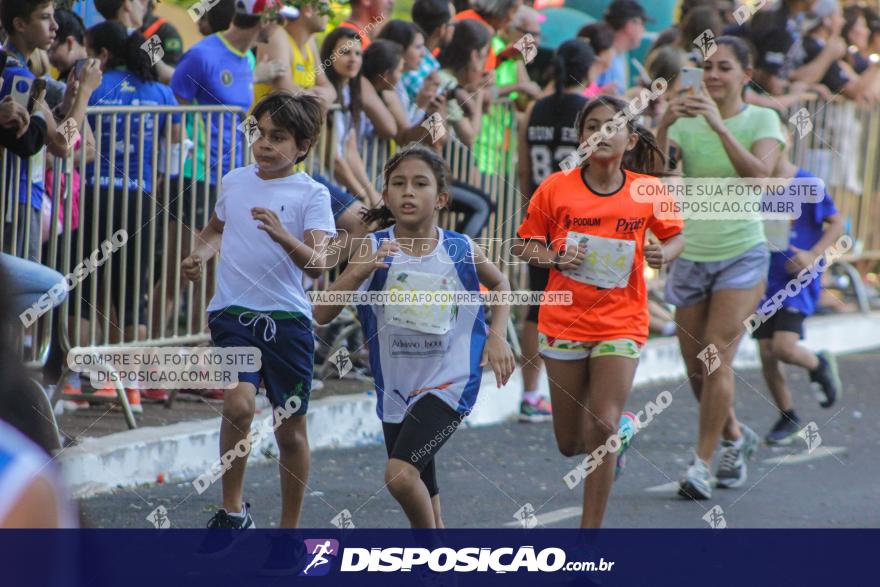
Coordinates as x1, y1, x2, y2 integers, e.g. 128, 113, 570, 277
525, 93, 589, 194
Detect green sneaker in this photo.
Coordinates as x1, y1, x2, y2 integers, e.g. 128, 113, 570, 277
518, 397, 552, 423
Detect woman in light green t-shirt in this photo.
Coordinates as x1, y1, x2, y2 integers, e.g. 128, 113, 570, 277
656, 36, 785, 501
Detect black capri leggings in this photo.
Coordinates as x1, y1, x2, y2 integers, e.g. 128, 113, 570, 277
382, 394, 465, 497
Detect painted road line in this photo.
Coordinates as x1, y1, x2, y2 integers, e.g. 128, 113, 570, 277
762, 446, 846, 465
504, 506, 582, 527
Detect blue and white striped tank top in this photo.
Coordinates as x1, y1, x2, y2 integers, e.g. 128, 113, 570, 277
356, 226, 488, 423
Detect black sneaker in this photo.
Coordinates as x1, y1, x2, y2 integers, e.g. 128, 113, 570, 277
810, 350, 842, 408
197, 502, 255, 557
765, 414, 801, 446
259, 533, 306, 576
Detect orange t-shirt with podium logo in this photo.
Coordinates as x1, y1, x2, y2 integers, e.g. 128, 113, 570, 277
517, 169, 683, 345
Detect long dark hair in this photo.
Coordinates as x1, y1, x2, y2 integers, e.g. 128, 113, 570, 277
575, 95, 669, 176
552, 38, 595, 101
86, 21, 157, 82
362, 40, 403, 84
377, 19, 424, 50
438, 19, 491, 71
320, 27, 364, 130
363, 146, 451, 229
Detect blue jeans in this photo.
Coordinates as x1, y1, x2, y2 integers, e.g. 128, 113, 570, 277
1, 253, 66, 318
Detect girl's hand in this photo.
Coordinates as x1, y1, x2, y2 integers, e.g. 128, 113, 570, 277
181, 254, 202, 282
683, 85, 724, 131
556, 241, 587, 271
78, 59, 103, 95
351, 240, 400, 280
658, 96, 693, 128
252, 207, 287, 243
644, 238, 666, 269
481, 334, 516, 388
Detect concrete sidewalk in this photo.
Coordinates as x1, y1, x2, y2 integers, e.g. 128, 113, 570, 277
59, 312, 880, 498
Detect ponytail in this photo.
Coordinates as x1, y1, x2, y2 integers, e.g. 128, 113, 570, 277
552, 53, 567, 102
86, 21, 157, 83
362, 205, 396, 229
125, 32, 159, 82
553, 39, 595, 102
623, 123, 670, 176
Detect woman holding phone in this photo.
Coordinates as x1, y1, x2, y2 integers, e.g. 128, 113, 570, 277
656, 36, 785, 500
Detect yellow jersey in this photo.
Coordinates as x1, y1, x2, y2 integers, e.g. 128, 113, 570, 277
253, 30, 318, 105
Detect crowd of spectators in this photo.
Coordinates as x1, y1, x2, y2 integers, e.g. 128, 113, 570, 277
0, 0, 874, 429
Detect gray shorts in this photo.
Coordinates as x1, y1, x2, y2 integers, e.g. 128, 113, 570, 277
665, 243, 770, 307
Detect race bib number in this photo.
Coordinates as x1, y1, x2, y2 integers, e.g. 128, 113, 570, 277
562, 231, 636, 289
764, 219, 792, 253
384, 269, 456, 335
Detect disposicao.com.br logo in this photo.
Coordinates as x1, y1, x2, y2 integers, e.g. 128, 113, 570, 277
331, 545, 613, 574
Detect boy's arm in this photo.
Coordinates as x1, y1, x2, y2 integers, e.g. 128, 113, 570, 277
250, 207, 331, 279
182, 215, 224, 281
786, 212, 846, 273
472, 241, 515, 388
811, 213, 845, 255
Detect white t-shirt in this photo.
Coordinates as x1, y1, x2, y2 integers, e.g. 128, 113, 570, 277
208, 165, 336, 317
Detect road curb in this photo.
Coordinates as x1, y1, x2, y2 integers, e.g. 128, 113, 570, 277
61, 312, 880, 498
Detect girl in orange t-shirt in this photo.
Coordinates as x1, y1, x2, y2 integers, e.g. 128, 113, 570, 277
516, 95, 685, 528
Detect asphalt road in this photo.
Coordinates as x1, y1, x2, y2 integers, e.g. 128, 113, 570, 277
81, 350, 880, 529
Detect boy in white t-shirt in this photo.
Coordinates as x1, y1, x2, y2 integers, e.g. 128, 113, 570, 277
182, 92, 335, 538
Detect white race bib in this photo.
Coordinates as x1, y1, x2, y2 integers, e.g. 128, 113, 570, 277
764, 219, 792, 253
562, 231, 636, 289
384, 269, 456, 335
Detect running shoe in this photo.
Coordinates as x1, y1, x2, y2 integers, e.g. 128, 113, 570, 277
765, 414, 801, 446
810, 350, 842, 408
518, 397, 553, 423
141, 388, 169, 403
62, 375, 88, 410
108, 389, 143, 414
614, 412, 637, 481
88, 386, 143, 413
715, 424, 759, 489
198, 503, 255, 557
258, 533, 306, 576
678, 454, 712, 500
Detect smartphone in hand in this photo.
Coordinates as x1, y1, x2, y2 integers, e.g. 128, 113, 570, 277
679, 67, 703, 96
27, 78, 47, 113
73, 58, 89, 78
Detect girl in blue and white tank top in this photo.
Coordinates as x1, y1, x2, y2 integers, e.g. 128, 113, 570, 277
314, 146, 515, 528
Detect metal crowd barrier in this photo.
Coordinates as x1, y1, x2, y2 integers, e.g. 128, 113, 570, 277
6, 95, 876, 434
788, 97, 880, 260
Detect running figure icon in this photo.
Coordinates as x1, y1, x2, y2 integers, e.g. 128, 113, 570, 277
302, 540, 336, 575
